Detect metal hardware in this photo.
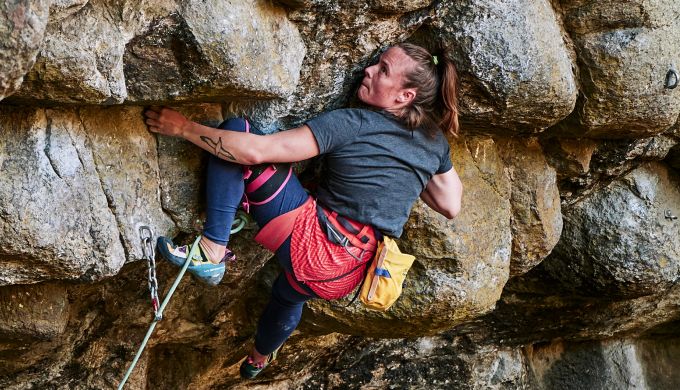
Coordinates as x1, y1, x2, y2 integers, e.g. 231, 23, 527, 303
665, 210, 677, 221
139, 226, 160, 320
666, 66, 678, 89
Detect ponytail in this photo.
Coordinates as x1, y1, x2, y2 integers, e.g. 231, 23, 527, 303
394, 43, 461, 138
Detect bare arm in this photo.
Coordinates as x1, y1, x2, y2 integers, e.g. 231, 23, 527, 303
144, 107, 319, 164
420, 167, 463, 219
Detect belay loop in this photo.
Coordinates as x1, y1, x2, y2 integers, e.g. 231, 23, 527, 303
139, 226, 161, 320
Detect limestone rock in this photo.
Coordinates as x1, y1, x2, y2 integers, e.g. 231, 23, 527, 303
542, 162, 680, 298
305, 136, 512, 337
157, 104, 223, 232
124, 0, 305, 104
528, 339, 650, 389
434, 0, 578, 133
0, 0, 49, 101
555, 0, 680, 138
0, 107, 125, 285
0, 283, 68, 341
496, 137, 562, 276
550, 134, 679, 206
541, 137, 599, 179
78, 106, 176, 262
368, 0, 431, 13
48, 0, 89, 20
10, 0, 304, 105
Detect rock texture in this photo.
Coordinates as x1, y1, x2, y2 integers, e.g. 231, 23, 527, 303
543, 162, 680, 298
1, 0, 680, 388
435, 0, 578, 133
0, 0, 49, 100
554, 0, 680, 138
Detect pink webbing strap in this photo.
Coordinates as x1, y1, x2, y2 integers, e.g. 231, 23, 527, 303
254, 196, 313, 252
285, 271, 311, 296
241, 120, 252, 212
247, 166, 292, 206
246, 165, 277, 193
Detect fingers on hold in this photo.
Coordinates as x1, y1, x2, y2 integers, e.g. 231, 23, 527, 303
145, 118, 160, 127
149, 126, 159, 133
144, 109, 160, 119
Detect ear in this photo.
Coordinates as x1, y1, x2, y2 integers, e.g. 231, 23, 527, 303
396, 88, 416, 105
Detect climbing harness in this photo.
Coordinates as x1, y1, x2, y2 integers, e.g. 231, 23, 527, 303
118, 215, 250, 389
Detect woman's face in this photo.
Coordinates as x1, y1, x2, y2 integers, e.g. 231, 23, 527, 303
358, 47, 417, 112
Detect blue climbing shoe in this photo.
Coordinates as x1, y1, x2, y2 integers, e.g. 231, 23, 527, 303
157, 236, 233, 286
239, 346, 281, 379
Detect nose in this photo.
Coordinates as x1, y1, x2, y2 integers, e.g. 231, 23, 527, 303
365, 64, 376, 78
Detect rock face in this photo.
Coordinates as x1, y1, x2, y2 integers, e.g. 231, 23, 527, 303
1, 0, 680, 388
0, 0, 49, 100
0, 107, 125, 285
435, 0, 578, 133
543, 162, 680, 298
555, 0, 680, 138
8, 0, 304, 105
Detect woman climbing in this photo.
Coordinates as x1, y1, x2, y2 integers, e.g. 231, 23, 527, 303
143, 42, 463, 379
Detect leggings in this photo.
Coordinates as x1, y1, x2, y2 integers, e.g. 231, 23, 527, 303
205, 118, 314, 356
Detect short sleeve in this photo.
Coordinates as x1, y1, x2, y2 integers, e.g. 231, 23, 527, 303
306, 109, 364, 154
436, 140, 453, 174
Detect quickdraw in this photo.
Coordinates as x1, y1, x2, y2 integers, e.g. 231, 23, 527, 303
118, 213, 251, 389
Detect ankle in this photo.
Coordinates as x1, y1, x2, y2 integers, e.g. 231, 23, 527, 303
199, 237, 226, 264
250, 348, 267, 365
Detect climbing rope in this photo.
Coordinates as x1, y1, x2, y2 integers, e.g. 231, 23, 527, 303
118, 213, 251, 389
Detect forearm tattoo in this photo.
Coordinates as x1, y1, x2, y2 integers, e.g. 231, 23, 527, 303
200, 136, 236, 161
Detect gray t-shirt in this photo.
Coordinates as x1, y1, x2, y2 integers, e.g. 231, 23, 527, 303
306, 108, 452, 237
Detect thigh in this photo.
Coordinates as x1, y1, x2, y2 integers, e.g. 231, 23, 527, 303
248, 170, 309, 227
271, 272, 314, 305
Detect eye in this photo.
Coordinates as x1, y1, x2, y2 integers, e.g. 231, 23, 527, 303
380, 66, 387, 74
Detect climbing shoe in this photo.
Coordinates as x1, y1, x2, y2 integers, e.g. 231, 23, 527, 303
239, 346, 281, 379
157, 236, 234, 286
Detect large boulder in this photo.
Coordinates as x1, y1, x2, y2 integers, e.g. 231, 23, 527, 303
0, 0, 49, 101
0, 107, 125, 285
78, 106, 176, 261
542, 162, 680, 298
495, 137, 562, 276
434, 0, 578, 133
304, 136, 512, 337
10, 0, 305, 105
554, 0, 680, 138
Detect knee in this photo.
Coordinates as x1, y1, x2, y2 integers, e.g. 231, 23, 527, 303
218, 117, 249, 133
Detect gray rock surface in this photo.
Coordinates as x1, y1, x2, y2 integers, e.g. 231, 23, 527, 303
0, 107, 125, 285
555, 0, 680, 138
496, 137, 563, 276
0, 0, 49, 101
3, 1, 680, 389
435, 0, 578, 133
10, 0, 305, 105
78, 106, 176, 261
543, 162, 680, 297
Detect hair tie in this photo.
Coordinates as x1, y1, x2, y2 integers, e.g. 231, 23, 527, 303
432, 55, 439, 65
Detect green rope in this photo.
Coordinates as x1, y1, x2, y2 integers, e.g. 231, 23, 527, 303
230, 210, 250, 234
119, 211, 251, 388
117, 235, 200, 390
